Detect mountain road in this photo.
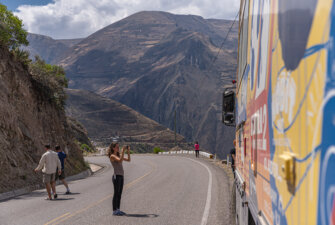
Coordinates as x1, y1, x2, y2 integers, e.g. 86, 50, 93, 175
0, 155, 233, 225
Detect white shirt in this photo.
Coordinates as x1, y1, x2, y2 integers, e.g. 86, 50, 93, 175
35, 150, 61, 174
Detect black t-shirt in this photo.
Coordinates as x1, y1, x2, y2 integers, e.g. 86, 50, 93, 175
230, 148, 236, 166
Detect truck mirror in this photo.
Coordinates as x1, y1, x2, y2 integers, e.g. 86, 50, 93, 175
222, 90, 235, 126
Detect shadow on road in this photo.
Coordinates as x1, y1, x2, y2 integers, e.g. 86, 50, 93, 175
52, 198, 75, 201
58, 192, 81, 195
0, 191, 45, 202
123, 214, 159, 218
0, 191, 80, 202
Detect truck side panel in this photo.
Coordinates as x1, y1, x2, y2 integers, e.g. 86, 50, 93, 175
235, 0, 335, 224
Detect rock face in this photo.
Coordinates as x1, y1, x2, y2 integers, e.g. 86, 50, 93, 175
66, 117, 95, 151
65, 89, 185, 151
27, 11, 238, 158
0, 45, 87, 193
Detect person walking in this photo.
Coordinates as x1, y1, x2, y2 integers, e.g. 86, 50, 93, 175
55, 145, 71, 194
34, 144, 62, 200
230, 140, 236, 176
107, 143, 131, 216
195, 141, 200, 158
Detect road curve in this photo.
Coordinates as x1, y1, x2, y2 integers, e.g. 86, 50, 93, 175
0, 155, 233, 225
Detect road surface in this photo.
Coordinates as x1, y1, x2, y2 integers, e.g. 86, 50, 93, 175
0, 155, 233, 225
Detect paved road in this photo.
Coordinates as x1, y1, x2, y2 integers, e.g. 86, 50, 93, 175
0, 155, 233, 225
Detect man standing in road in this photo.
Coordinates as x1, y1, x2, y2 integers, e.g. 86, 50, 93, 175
55, 145, 71, 194
34, 144, 62, 200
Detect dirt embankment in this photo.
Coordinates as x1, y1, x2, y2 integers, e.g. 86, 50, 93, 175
0, 45, 87, 193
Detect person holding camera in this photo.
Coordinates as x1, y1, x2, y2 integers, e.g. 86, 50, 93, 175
107, 142, 131, 216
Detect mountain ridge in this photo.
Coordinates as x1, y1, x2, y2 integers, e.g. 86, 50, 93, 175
25, 11, 238, 158
23, 33, 83, 64
65, 88, 187, 151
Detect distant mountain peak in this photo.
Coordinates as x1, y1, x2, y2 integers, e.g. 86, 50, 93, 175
25, 11, 238, 158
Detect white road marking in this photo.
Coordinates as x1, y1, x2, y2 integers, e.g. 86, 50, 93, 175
187, 158, 213, 225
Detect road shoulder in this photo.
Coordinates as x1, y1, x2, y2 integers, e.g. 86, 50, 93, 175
167, 154, 236, 225
0, 161, 105, 202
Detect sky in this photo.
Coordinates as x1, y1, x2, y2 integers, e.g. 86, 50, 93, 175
0, 0, 240, 39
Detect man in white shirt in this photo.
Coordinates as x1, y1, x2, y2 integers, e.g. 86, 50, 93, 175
34, 144, 62, 200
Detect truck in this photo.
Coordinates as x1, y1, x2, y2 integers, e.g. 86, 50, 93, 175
222, 0, 335, 224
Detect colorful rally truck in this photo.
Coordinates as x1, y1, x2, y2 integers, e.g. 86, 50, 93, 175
222, 0, 335, 224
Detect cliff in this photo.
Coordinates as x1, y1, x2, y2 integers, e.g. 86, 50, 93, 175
0, 45, 87, 193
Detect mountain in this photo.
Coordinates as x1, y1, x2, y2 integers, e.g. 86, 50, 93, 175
0, 45, 87, 193
65, 89, 186, 152
23, 33, 83, 64
26, 11, 238, 158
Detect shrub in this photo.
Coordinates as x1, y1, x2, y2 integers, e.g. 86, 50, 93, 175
12, 47, 31, 66
84, 161, 91, 169
0, 4, 28, 50
81, 143, 92, 152
29, 56, 68, 109
0, 5, 69, 111
153, 147, 164, 154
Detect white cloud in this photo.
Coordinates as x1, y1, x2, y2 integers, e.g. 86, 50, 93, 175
14, 0, 240, 39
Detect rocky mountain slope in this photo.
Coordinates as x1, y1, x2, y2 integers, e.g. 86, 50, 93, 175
27, 11, 238, 158
23, 33, 82, 64
0, 45, 87, 193
65, 89, 186, 151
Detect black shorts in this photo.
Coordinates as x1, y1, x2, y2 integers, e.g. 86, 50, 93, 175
57, 170, 66, 180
